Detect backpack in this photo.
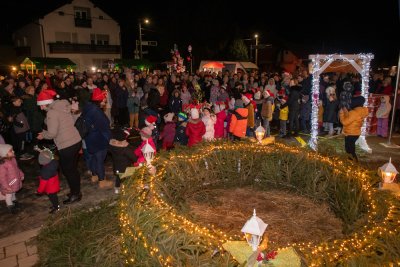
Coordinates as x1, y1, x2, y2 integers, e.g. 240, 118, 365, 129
74, 115, 89, 138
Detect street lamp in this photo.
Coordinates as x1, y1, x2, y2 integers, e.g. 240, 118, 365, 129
254, 34, 259, 66
139, 18, 150, 59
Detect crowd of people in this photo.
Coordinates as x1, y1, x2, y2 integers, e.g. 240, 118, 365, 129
0, 66, 397, 214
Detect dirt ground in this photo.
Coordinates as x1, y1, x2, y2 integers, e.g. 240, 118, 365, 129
188, 188, 344, 249
1, 132, 400, 239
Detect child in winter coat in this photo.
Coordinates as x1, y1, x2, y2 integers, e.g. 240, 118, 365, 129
214, 102, 227, 138
109, 128, 138, 194
175, 112, 189, 145
339, 96, 369, 161
261, 90, 275, 137
160, 113, 176, 150
37, 149, 60, 213
0, 144, 24, 214
127, 90, 140, 129
202, 107, 216, 141
376, 95, 391, 137
134, 127, 157, 166
186, 108, 206, 147
279, 96, 289, 137
229, 100, 248, 141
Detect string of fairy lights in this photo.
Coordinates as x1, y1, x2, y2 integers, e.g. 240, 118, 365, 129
308, 53, 374, 152
119, 142, 400, 266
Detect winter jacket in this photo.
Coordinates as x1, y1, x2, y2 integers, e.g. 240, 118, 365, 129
339, 107, 369, 136
116, 87, 129, 108
77, 87, 91, 110
261, 98, 274, 121
376, 95, 391, 119
22, 94, 44, 132
134, 138, 156, 166
169, 96, 182, 114
37, 160, 60, 194
214, 111, 227, 138
160, 122, 176, 145
127, 96, 140, 114
229, 108, 248, 138
210, 85, 220, 104
42, 100, 81, 150
0, 158, 24, 194
244, 103, 255, 128
82, 102, 111, 154
279, 106, 289, 121
159, 90, 169, 108
109, 139, 137, 173
174, 122, 188, 145
10, 107, 30, 134
202, 115, 216, 141
180, 90, 191, 105
186, 119, 206, 147
323, 100, 339, 123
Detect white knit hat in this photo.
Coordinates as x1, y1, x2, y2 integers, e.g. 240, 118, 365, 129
0, 144, 12, 157
190, 108, 199, 120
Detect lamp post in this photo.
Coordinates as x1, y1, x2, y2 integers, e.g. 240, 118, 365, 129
241, 209, 268, 251
254, 34, 259, 66
379, 157, 398, 184
138, 18, 149, 59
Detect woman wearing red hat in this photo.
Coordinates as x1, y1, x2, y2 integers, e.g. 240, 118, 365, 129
37, 89, 82, 204
81, 88, 113, 189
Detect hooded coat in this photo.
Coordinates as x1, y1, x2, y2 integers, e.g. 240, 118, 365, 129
42, 100, 81, 150
229, 108, 248, 138
0, 158, 24, 194
339, 107, 369, 136
82, 102, 111, 154
214, 110, 227, 138
185, 119, 206, 147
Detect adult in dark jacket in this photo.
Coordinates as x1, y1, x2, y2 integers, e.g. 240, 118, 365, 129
82, 88, 113, 189
286, 80, 302, 136
147, 87, 161, 110
108, 127, 137, 194
169, 89, 182, 114
116, 80, 129, 127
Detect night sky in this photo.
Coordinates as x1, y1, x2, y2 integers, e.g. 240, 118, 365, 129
1, 0, 399, 67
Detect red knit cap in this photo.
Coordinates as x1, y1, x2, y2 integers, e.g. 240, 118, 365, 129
91, 88, 106, 101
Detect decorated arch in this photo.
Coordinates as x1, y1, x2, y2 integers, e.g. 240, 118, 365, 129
308, 53, 374, 152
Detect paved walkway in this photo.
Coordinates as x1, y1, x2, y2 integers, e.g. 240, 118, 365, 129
0, 228, 40, 267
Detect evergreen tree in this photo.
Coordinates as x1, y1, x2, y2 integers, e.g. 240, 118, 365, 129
228, 39, 249, 61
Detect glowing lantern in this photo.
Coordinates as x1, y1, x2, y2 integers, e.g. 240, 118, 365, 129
141, 141, 155, 165
379, 158, 398, 184
241, 209, 268, 251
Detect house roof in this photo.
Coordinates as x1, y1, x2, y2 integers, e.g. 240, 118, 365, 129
20, 57, 76, 70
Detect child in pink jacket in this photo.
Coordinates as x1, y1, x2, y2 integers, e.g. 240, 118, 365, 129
0, 144, 24, 214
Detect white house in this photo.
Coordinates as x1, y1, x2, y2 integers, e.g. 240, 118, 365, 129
13, 0, 121, 72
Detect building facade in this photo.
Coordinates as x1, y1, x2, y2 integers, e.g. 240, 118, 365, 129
13, 0, 121, 72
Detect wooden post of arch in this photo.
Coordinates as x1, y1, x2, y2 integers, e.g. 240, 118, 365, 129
308, 53, 374, 152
